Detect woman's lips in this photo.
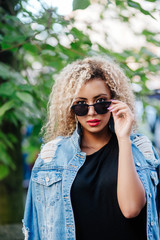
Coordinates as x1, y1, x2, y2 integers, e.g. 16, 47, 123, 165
87, 119, 101, 126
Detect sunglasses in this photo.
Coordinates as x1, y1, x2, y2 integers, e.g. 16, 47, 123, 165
71, 101, 111, 116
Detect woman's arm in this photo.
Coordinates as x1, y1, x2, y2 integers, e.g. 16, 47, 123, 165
117, 138, 146, 218
108, 100, 146, 218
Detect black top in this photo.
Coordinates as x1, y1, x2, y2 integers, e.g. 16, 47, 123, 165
71, 133, 147, 240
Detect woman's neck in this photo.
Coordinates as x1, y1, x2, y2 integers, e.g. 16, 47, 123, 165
81, 127, 112, 154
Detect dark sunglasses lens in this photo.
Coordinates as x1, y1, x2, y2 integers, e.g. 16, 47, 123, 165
72, 104, 88, 116
94, 101, 111, 114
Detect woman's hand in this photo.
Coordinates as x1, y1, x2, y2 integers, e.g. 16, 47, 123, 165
108, 100, 134, 140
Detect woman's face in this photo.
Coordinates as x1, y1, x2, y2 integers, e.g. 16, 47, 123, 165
74, 78, 112, 135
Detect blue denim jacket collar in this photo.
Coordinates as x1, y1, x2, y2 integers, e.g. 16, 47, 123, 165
70, 122, 82, 152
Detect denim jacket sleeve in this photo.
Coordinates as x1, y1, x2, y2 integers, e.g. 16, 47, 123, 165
22, 178, 40, 240
157, 164, 160, 216
131, 134, 160, 218
152, 145, 160, 217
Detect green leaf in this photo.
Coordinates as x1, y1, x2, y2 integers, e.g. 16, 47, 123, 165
18, 85, 33, 92
118, 14, 129, 22
3, 35, 26, 44
71, 28, 91, 45
0, 142, 13, 166
23, 43, 39, 54
1, 42, 12, 50
142, 29, 155, 36
146, 37, 160, 47
127, 0, 155, 19
0, 82, 15, 96
0, 63, 24, 81
115, 0, 125, 8
0, 100, 14, 117
16, 92, 34, 104
0, 34, 3, 42
73, 0, 90, 10
0, 63, 11, 79
4, 112, 19, 126
0, 165, 9, 180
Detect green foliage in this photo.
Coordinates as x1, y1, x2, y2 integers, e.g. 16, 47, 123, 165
0, 0, 160, 179
73, 0, 90, 10
127, 0, 155, 18
0, 101, 14, 118
0, 165, 9, 180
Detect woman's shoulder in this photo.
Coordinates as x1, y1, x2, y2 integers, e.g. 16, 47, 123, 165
33, 136, 72, 168
40, 137, 64, 163
131, 133, 160, 167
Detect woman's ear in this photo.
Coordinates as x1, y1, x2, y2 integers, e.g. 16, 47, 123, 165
109, 114, 114, 132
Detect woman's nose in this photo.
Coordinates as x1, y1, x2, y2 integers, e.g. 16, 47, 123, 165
88, 105, 96, 115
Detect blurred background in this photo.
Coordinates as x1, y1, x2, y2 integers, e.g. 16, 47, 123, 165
0, 0, 160, 239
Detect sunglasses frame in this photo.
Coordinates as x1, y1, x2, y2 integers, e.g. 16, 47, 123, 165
71, 101, 111, 116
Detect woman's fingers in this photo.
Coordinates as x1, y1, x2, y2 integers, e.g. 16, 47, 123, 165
108, 105, 127, 113
108, 100, 133, 116
108, 104, 129, 116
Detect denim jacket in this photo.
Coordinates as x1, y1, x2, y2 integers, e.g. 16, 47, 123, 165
23, 128, 160, 240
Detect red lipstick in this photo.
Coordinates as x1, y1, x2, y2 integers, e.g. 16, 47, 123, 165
87, 119, 101, 126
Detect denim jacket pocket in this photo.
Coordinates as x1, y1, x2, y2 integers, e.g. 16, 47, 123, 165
32, 170, 62, 206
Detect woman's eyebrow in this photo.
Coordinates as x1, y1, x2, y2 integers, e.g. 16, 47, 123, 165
94, 94, 108, 99
75, 94, 108, 100
75, 97, 87, 100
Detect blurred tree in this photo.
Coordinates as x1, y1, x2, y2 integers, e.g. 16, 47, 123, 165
0, 0, 160, 223
0, 0, 94, 224
0, 0, 24, 223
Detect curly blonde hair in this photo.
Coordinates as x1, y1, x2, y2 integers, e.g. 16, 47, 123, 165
42, 56, 136, 142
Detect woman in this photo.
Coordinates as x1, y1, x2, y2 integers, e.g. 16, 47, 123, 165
23, 56, 160, 240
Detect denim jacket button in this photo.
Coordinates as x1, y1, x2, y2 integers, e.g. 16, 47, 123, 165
46, 176, 50, 182
151, 221, 154, 226
136, 162, 141, 167
149, 193, 152, 198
